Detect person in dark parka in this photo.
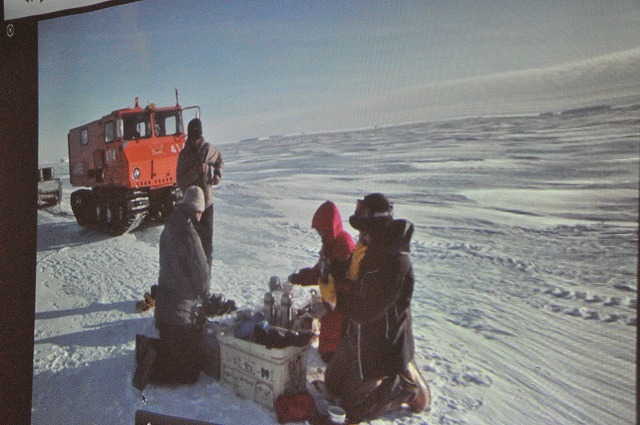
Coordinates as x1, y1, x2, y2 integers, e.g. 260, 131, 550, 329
325, 193, 430, 423
176, 118, 223, 268
150, 185, 210, 385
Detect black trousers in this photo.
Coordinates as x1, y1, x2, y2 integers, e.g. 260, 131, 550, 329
198, 204, 214, 267
149, 323, 202, 385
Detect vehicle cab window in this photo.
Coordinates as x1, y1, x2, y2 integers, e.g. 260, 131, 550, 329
122, 113, 151, 140
104, 121, 115, 143
154, 110, 181, 136
80, 128, 89, 146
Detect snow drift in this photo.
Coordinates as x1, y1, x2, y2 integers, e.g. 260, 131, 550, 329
35, 102, 638, 424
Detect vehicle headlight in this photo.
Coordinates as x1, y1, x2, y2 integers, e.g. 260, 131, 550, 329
133, 168, 140, 180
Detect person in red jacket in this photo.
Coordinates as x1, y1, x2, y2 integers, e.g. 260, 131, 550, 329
288, 201, 356, 363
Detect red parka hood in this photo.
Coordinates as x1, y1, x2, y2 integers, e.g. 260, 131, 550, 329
312, 201, 355, 261
312, 201, 344, 240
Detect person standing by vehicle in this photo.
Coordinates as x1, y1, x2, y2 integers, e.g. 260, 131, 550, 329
134, 119, 222, 312
288, 201, 356, 363
149, 186, 211, 385
177, 118, 224, 268
324, 193, 430, 423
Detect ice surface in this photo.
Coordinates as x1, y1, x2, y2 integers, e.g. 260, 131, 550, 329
34, 103, 638, 424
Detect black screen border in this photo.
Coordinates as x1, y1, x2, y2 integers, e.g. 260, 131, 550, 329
0, 2, 137, 422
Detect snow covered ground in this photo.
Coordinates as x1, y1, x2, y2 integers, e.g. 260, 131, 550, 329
34, 103, 638, 424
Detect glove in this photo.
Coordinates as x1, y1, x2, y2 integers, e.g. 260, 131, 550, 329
205, 164, 215, 184
319, 257, 331, 283
192, 304, 206, 327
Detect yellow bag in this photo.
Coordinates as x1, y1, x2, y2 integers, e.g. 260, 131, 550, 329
346, 242, 367, 281
319, 274, 337, 309
320, 242, 368, 309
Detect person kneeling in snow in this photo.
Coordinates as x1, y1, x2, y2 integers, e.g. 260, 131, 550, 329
288, 201, 356, 363
151, 185, 211, 385
324, 193, 431, 423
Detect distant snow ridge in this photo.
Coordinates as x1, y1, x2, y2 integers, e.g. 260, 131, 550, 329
542, 286, 637, 326
444, 310, 517, 340
412, 239, 533, 272
348, 47, 640, 128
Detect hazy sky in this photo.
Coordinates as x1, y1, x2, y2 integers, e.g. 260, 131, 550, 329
39, 0, 640, 161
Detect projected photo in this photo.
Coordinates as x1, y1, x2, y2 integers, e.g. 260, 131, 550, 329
35, 2, 639, 424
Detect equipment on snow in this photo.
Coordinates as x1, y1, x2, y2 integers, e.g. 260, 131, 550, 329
251, 321, 314, 349
274, 390, 316, 423
201, 320, 222, 379
264, 290, 276, 324
279, 291, 294, 329
265, 275, 284, 326
37, 167, 62, 208
201, 293, 237, 317
132, 334, 159, 391
135, 410, 222, 425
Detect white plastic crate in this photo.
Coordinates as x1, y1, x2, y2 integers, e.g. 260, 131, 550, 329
218, 331, 309, 410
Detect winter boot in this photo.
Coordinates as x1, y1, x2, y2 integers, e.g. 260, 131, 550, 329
143, 292, 155, 308
403, 360, 431, 413
135, 287, 157, 313
135, 299, 151, 313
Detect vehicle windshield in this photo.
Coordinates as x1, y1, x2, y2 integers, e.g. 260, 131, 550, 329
122, 113, 151, 140
153, 110, 183, 136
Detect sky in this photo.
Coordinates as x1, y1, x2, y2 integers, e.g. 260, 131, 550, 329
38, 0, 640, 162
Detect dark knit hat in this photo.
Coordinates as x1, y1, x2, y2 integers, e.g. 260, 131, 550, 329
349, 193, 393, 232
187, 118, 203, 139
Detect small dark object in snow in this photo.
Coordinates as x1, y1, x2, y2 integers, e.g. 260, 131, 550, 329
252, 322, 313, 349
203, 293, 237, 317
135, 409, 223, 425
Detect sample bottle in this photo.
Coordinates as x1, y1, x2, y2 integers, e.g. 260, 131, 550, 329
280, 292, 294, 329
269, 275, 282, 291
269, 276, 283, 326
264, 291, 275, 325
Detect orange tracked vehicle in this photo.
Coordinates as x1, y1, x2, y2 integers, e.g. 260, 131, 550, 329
68, 90, 199, 235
